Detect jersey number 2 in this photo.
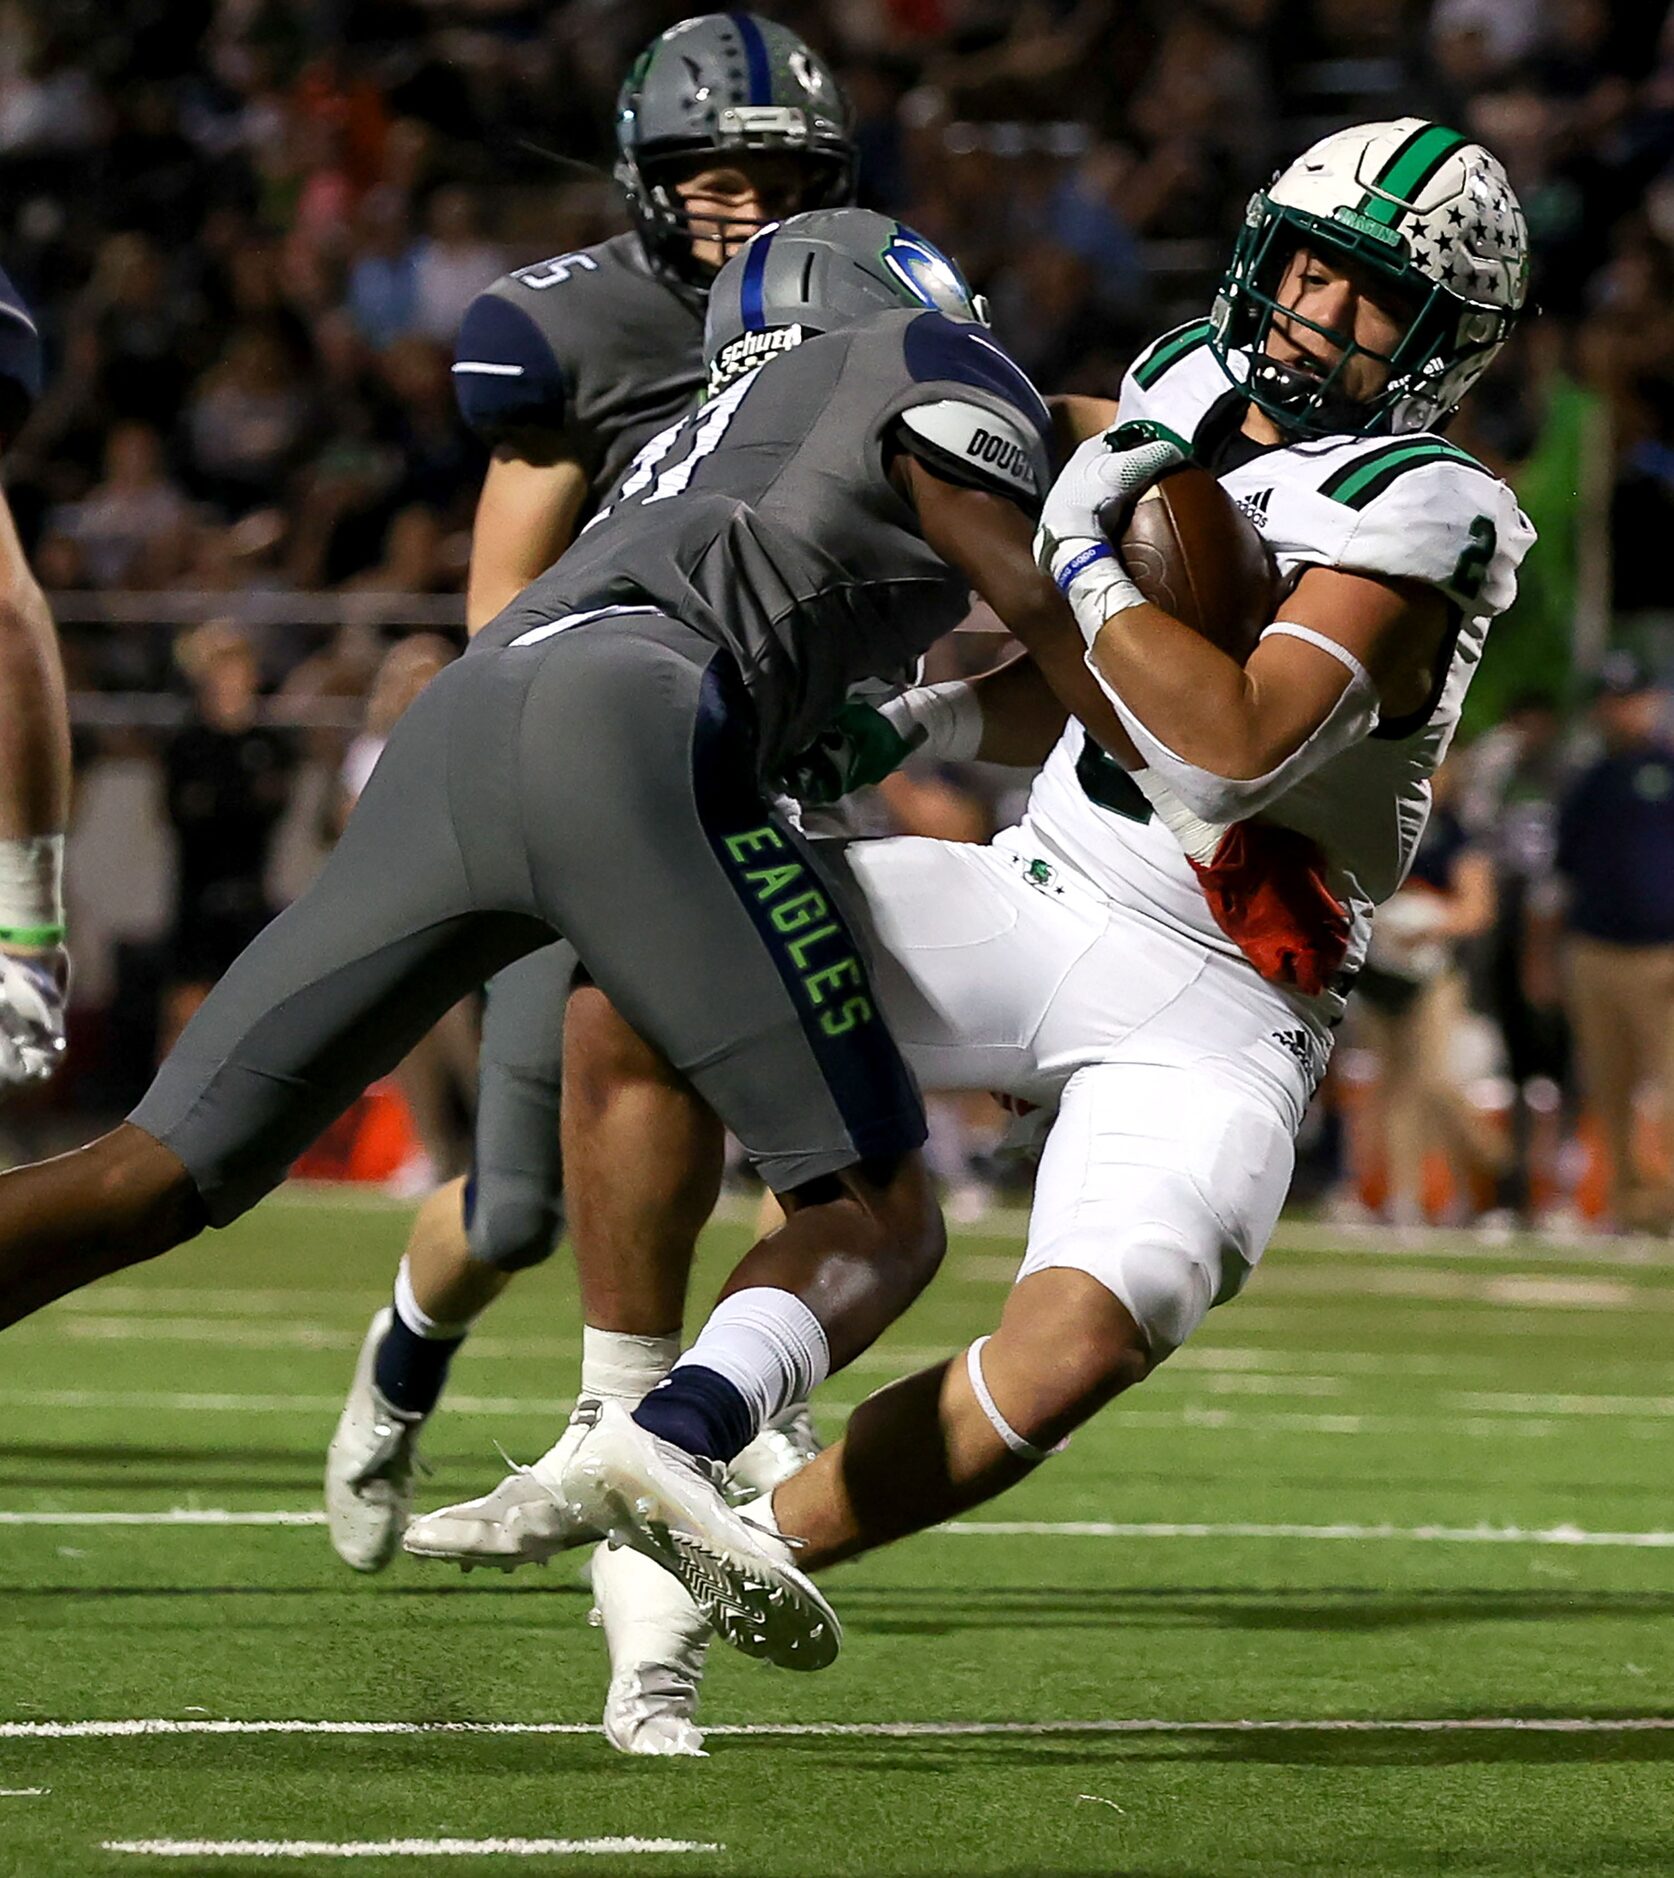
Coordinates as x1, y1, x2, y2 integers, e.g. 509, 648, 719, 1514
1451, 515, 1496, 603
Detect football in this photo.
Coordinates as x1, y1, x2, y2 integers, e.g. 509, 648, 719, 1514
1118, 465, 1277, 663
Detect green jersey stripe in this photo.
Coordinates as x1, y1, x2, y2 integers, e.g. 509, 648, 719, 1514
1323, 440, 1483, 509
1132, 321, 1212, 389
1359, 124, 1467, 227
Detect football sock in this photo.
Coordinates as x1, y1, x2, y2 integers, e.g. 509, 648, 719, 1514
372, 1257, 470, 1420
633, 1288, 829, 1463
579, 1326, 681, 1406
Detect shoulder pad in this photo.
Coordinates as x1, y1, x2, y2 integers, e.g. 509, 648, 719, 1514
899, 312, 1052, 449
1128, 320, 1216, 394
0, 262, 42, 445
895, 398, 1047, 506
1117, 320, 1230, 439
452, 287, 571, 442
1329, 440, 1536, 616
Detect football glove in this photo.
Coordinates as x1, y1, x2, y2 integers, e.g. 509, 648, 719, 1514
0, 947, 67, 1087
780, 698, 922, 807
1033, 421, 1187, 645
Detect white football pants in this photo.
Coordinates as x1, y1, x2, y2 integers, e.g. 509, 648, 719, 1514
827, 831, 1326, 1354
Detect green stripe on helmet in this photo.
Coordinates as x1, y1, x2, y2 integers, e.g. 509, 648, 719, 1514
1133, 321, 1212, 389
1321, 438, 1482, 508
1359, 123, 1467, 227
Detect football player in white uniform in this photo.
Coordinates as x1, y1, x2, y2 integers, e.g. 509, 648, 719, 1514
0, 265, 70, 1092
553, 117, 1536, 1747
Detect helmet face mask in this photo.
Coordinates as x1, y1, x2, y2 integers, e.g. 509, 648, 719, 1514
616, 14, 857, 293
637, 148, 852, 276
1210, 119, 1529, 438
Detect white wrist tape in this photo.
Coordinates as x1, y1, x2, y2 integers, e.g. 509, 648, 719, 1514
881, 679, 984, 764
1053, 543, 1145, 651
0, 835, 64, 947
1086, 633, 1379, 824
1129, 767, 1229, 866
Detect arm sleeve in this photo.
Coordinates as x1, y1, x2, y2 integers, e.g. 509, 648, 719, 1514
452, 287, 572, 444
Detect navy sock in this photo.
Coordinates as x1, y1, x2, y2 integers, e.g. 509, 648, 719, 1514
372, 1310, 464, 1420
632, 1365, 755, 1463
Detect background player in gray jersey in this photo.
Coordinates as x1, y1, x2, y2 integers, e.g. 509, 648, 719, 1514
0, 264, 71, 1095
0, 210, 1139, 1672
325, 13, 860, 1574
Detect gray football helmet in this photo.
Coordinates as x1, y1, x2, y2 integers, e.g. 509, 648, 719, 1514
704, 208, 987, 395
616, 13, 856, 290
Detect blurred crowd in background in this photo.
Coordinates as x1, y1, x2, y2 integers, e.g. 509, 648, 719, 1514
4, 0, 1674, 1232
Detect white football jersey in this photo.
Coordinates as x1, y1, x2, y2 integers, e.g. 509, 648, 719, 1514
1018, 321, 1536, 1020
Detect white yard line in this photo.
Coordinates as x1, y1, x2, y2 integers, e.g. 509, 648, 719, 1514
3, 1510, 1672, 1547
1277, 1219, 1674, 1268
0, 1510, 327, 1527
957, 1257, 1673, 1311
942, 1519, 1674, 1547
103, 1839, 719, 1860
0, 1787, 49, 1795
4, 1718, 1668, 1744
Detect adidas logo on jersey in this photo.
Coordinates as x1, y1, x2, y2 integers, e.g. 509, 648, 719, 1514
1237, 487, 1273, 528
708, 323, 807, 395
1269, 1026, 1317, 1073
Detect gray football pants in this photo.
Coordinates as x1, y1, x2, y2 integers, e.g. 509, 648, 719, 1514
131, 613, 926, 1227
465, 943, 573, 1271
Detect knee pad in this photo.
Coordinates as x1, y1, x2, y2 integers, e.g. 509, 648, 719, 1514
463, 1170, 565, 1272
1022, 1191, 1226, 1357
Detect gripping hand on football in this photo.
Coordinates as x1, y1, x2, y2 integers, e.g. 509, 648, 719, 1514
0, 947, 66, 1087
1034, 421, 1187, 647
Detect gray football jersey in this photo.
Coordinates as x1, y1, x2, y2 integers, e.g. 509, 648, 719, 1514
482, 308, 1053, 772
452, 231, 705, 502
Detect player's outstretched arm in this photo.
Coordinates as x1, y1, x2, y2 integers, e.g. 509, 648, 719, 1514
0, 488, 68, 845
0, 266, 70, 1087
465, 445, 590, 632
893, 453, 1141, 770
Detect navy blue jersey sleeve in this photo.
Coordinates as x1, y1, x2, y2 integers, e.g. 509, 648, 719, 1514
0, 263, 43, 448
891, 312, 1054, 510
451, 288, 572, 445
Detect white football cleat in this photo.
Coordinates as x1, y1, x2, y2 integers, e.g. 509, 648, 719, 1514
591, 1542, 710, 1757
557, 1400, 841, 1672
402, 1413, 600, 1571
325, 1308, 426, 1573
727, 1400, 822, 1500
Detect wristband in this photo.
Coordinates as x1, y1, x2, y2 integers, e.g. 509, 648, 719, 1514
0, 836, 64, 948
1062, 556, 1145, 651
1052, 542, 1114, 593
881, 680, 984, 765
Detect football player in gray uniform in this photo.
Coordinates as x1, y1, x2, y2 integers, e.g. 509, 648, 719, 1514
0, 265, 70, 1094
0, 209, 1140, 1677
326, 12, 860, 1575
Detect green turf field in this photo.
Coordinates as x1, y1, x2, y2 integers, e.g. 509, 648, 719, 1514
0, 1191, 1670, 1877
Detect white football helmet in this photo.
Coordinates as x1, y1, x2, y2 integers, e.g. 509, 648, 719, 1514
1210, 117, 1530, 437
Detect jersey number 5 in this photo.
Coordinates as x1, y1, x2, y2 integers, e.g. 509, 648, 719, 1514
1451, 515, 1497, 603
